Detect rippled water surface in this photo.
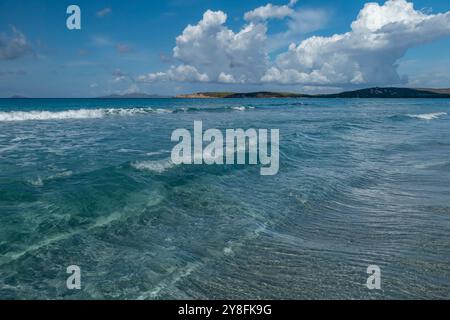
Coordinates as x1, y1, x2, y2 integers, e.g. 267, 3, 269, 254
0, 98, 449, 299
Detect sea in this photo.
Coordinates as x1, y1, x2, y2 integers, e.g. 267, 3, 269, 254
0, 98, 449, 299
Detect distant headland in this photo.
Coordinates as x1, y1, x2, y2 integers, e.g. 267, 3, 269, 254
176, 87, 450, 99
5, 87, 450, 99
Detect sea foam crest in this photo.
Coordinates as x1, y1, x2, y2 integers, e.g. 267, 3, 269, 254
407, 112, 447, 120
131, 158, 177, 173
0, 105, 258, 122
0, 107, 165, 122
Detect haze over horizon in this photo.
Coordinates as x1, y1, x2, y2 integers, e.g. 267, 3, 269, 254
1, 0, 450, 98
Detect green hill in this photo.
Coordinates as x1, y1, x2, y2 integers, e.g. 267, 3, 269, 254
175, 87, 450, 99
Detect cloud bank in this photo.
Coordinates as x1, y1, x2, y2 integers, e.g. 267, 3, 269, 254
139, 0, 450, 88
265, 0, 450, 86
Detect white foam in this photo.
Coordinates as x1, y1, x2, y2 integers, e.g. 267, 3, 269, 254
131, 158, 177, 173
155, 108, 173, 114
27, 171, 73, 187
230, 106, 255, 111
28, 177, 44, 187
0, 107, 168, 122
49, 170, 73, 179
145, 150, 170, 156
0, 109, 105, 121
407, 112, 447, 120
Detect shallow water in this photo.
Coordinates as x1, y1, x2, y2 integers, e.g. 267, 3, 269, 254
0, 98, 449, 299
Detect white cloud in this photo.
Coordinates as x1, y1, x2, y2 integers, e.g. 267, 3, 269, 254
244, 0, 300, 22
0, 27, 32, 60
168, 65, 210, 82
244, 3, 294, 22
218, 72, 237, 83
112, 76, 126, 83
138, 72, 166, 82
139, 9, 268, 84
139, 0, 450, 88
139, 65, 209, 83
268, 8, 329, 52
174, 10, 268, 83
264, 0, 450, 86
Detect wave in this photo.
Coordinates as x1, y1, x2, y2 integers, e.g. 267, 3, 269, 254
131, 146, 257, 175
27, 171, 74, 187
230, 106, 255, 111
0, 107, 173, 122
406, 112, 447, 120
0, 105, 259, 122
28, 177, 44, 187
131, 158, 177, 173
145, 150, 170, 156
389, 112, 448, 122
173, 105, 256, 113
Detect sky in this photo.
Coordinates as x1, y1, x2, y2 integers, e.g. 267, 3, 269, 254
0, 0, 450, 97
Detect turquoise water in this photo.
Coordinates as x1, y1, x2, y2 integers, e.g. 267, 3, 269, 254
0, 98, 450, 299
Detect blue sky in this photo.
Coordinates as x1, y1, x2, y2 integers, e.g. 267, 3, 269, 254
0, 0, 449, 97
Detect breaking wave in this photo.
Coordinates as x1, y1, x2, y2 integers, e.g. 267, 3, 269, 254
0, 105, 258, 122
406, 112, 447, 120
389, 112, 448, 122
27, 171, 74, 187
173, 105, 255, 113
0, 107, 163, 122
131, 158, 177, 173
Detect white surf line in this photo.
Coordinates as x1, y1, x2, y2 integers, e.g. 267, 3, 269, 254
0, 107, 162, 122
407, 112, 447, 120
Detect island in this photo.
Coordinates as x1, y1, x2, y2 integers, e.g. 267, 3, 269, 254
175, 87, 450, 99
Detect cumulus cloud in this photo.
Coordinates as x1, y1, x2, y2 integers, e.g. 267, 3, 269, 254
139, 0, 450, 88
244, 0, 301, 22
264, 0, 450, 86
174, 10, 268, 83
268, 8, 329, 51
0, 27, 32, 60
218, 72, 237, 83
139, 65, 209, 83
139, 10, 268, 84
244, 3, 295, 22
